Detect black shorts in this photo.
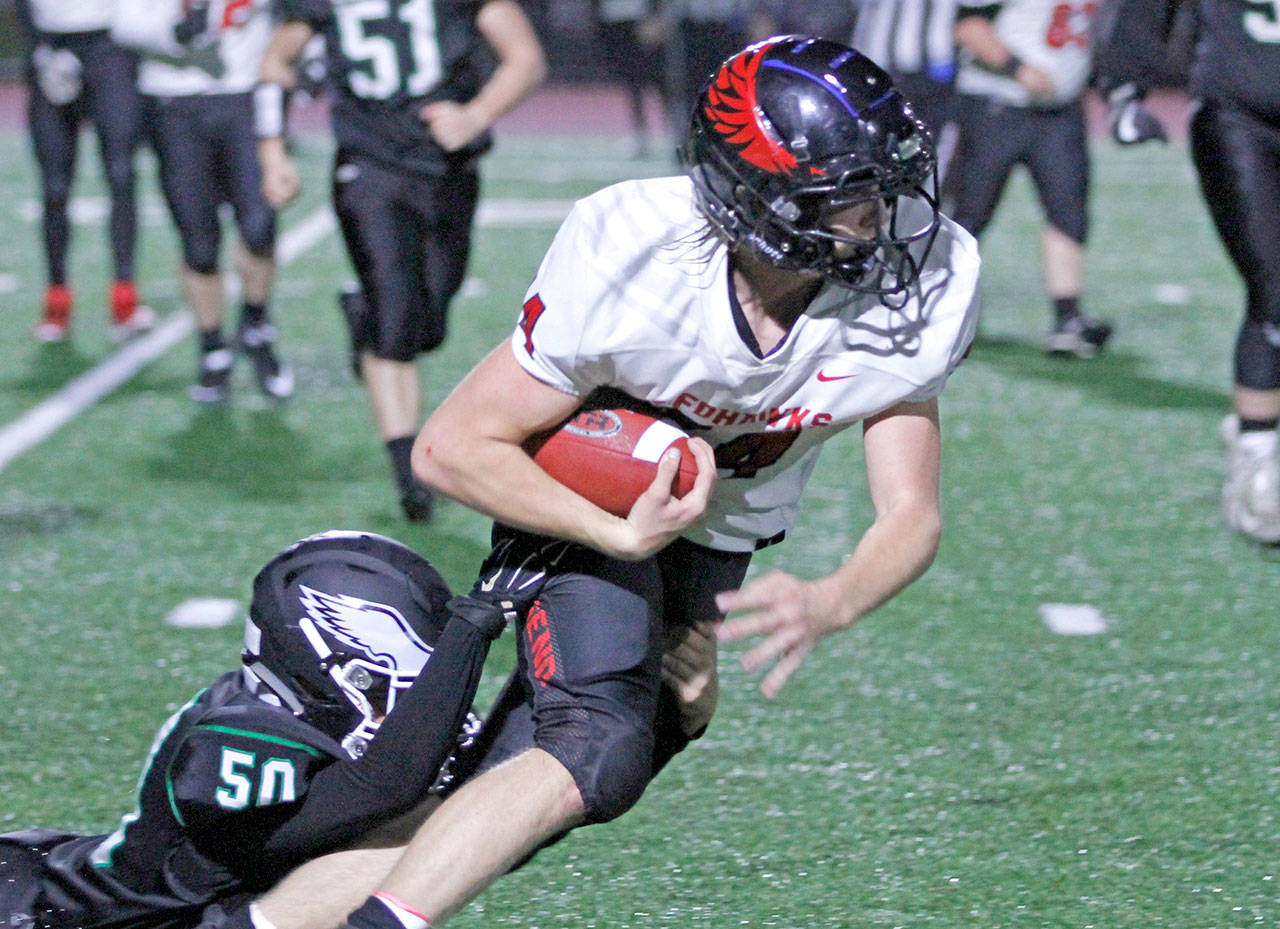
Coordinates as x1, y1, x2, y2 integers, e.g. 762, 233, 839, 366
148, 92, 276, 271
332, 152, 479, 361
950, 95, 1089, 243
1190, 98, 1280, 327
469, 526, 751, 820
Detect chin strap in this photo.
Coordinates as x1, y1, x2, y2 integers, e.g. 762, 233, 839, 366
242, 656, 307, 716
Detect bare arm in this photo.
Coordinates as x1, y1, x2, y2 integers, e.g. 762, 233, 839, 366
954, 13, 1056, 99
715, 398, 943, 697
412, 344, 715, 560
256, 21, 315, 209
420, 0, 547, 151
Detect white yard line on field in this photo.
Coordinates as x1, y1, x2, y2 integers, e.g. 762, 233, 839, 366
0, 207, 337, 474
0, 197, 578, 475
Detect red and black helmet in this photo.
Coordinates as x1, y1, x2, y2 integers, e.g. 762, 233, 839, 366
683, 36, 940, 297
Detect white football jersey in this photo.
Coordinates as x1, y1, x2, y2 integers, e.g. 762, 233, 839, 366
512, 176, 981, 552
30, 0, 113, 33
113, 0, 275, 96
955, 0, 1095, 106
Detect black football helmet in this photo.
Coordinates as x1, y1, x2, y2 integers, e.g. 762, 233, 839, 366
243, 530, 453, 758
683, 36, 939, 297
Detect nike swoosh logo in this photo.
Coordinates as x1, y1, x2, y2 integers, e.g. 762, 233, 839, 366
816, 370, 857, 382
479, 575, 497, 592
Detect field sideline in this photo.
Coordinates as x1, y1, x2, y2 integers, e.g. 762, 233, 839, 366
0, 105, 1277, 929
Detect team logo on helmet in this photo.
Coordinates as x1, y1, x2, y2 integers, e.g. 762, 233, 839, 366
704, 41, 798, 175
299, 585, 433, 670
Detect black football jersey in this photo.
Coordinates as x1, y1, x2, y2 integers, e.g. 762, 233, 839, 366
1190, 0, 1280, 122
1097, 0, 1280, 122
12, 672, 347, 929
282, 0, 493, 174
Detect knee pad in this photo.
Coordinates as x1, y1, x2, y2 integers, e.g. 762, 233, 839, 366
535, 703, 654, 824
183, 241, 220, 276
239, 207, 276, 259
1234, 319, 1280, 390
419, 313, 447, 353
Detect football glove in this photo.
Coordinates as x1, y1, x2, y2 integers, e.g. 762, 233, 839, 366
1107, 84, 1167, 146
458, 533, 573, 637
32, 45, 82, 107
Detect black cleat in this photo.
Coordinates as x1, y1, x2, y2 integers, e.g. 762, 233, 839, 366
399, 483, 434, 522
1044, 314, 1114, 358
236, 322, 295, 400
188, 347, 234, 404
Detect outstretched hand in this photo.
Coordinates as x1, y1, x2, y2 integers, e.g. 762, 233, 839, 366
715, 569, 845, 698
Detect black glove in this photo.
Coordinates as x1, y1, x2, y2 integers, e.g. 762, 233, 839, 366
173, 1, 210, 45
1107, 84, 1168, 146
457, 532, 573, 637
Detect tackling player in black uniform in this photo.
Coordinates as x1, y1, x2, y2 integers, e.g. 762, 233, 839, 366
1094, 0, 1280, 543
0, 530, 556, 929
254, 0, 546, 522
16, 0, 155, 344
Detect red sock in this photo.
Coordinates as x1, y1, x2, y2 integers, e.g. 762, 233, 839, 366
111, 280, 138, 322
44, 284, 73, 324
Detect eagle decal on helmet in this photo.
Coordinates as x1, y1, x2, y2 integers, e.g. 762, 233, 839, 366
704, 41, 798, 175
298, 584, 434, 671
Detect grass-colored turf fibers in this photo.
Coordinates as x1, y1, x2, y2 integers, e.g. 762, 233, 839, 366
0, 129, 1277, 928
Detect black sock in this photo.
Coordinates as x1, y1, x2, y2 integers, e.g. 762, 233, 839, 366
386, 436, 417, 493
1053, 297, 1080, 325
200, 329, 227, 354
240, 301, 267, 329
1239, 416, 1280, 433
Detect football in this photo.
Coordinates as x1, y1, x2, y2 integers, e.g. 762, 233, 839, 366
525, 408, 699, 517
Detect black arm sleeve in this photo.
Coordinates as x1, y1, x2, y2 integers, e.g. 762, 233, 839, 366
1092, 0, 1181, 92
258, 613, 494, 864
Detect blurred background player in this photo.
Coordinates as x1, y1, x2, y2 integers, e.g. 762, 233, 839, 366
590, 0, 665, 157
1095, 0, 1280, 543
949, 0, 1111, 357
112, 0, 293, 405
255, 0, 546, 522
0, 530, 527, 929
851, 0, 959, 207
16, 0, 154, 344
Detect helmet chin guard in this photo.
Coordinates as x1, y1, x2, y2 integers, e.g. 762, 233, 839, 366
684, 35, 940, 298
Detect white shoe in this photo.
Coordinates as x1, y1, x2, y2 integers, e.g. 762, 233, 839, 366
110, 303, 156, 343
1220, 414, 1280, 543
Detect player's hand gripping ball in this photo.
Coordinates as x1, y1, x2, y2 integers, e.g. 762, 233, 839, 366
525, 408, 699, 517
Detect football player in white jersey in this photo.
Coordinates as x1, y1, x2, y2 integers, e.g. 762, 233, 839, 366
950, 0, 1111, 357
229, 36, 981, 929
112, 0, 293, 404
17, 0, 154, 343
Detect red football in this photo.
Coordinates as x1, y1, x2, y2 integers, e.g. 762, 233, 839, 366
525, 408, 699, 517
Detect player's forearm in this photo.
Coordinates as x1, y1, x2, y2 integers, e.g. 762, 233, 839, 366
818, 496, 942, 629
469, 0, 547, 127
954, 16, 1016, 71
413, 424, 636, 557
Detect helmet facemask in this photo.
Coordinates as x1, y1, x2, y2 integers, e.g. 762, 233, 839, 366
292, 599, 431, 758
